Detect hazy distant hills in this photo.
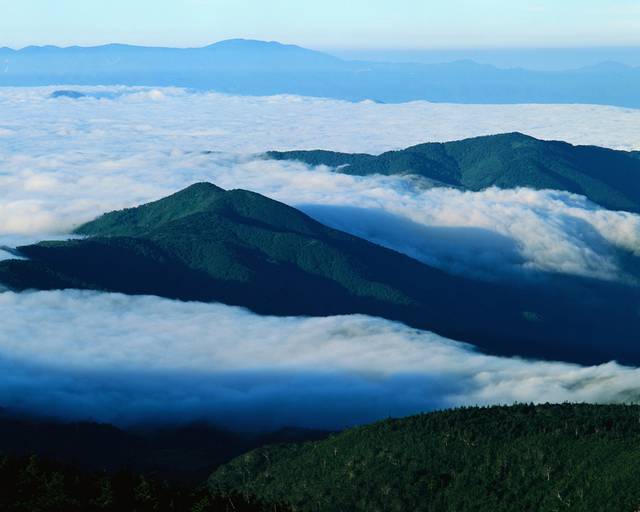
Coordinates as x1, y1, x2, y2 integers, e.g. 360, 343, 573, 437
334, 47, 640, 70
209, 403, 640, 512
1, 182, 639, 365
267, 132, 640, 213
2, 39, 640, 107
0, 39, 342, 73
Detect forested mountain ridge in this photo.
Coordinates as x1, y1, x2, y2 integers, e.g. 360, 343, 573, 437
209, 403, 640, 512
266, 132, 640, 212
1, 183, 639, 365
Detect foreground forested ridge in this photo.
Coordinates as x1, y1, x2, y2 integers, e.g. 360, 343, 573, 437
209, 403, 640, 512
267, 132, 640, 213
6, 404, 640, 511
1, 182, 639, 366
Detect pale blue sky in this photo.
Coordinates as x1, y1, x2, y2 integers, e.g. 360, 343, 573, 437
2, 0, 640, 50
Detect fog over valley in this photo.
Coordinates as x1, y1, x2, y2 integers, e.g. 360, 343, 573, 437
2, 290, 640, 429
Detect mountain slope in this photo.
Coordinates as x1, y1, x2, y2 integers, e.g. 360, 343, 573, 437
266, 132, 640, 212
0, 183, 490, 319
2, 40, 640, 107
1, 183, 639, 365
209, 403, 640, 512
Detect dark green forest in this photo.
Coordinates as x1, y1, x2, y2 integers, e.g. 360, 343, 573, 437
0, 413, 330, 482
267, 132, 640, 212
0, 453, 290, 512
210, 403, 640, 512
0, 413, 322, 511
1, 182, 639, 366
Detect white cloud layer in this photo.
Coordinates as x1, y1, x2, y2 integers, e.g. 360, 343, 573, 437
1, 289, 639, 429
2, 87, 640, 155
0, 87, 639, 280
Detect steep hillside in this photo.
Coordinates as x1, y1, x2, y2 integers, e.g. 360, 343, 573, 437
267, 132, 640, 212
210, 403, 640, 512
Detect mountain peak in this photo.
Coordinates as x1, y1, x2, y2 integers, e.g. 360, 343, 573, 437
155, 181, 226, 209
176, 181, 224, 196
75, 182, 226, 237
74, 182, 322, 239
461, 132, 537, 143
201, 39, 342, 66
207, 39, 293, 49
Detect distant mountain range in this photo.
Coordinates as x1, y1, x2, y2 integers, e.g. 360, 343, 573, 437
1, 182, 639, 365
333, 46, 640, 71
210, 403, 640, 512
267, 132, 640, 213
2, 39, 640, 107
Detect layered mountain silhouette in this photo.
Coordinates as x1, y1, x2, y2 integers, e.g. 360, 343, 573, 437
2, 39, 640, 107
267, 132, 640, 213
1, 182, 639, 365
209, 404, 640, 512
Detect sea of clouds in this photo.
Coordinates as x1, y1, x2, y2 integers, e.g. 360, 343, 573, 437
1, 87, 640, 428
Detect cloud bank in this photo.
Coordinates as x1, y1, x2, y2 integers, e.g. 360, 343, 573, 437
298, 185, 640, 281
1, 289, 640, 430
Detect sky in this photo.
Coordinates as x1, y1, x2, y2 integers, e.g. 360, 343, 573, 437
2, 0, 640, 50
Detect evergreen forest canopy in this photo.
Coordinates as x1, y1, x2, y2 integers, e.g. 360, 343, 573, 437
209, 403, 640, 512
